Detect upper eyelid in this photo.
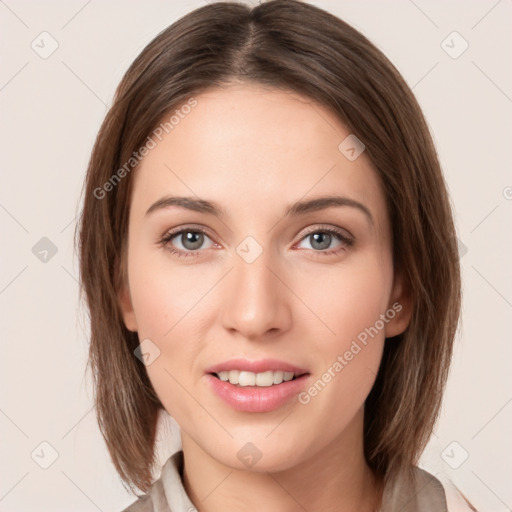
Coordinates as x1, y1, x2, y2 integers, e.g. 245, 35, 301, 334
163, 225, 216, 242
300, 224, 353, 239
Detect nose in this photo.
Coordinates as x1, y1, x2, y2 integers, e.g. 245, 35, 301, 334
220, 246, 292, 340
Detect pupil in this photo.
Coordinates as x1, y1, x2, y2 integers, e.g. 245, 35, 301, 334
311, 232, 331, 250
183, 231, 203, 250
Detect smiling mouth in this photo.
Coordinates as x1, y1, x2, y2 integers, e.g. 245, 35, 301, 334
209, 370, 307, 387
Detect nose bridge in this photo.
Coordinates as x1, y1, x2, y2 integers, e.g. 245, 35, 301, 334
220, 241, 290, 338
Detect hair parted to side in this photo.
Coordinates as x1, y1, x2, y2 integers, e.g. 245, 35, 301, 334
75, 0, 461, 495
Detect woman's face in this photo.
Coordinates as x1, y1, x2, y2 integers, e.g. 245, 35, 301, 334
118, 84, 410, 471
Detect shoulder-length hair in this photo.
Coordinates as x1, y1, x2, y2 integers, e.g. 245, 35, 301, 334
76, 0, 461, 495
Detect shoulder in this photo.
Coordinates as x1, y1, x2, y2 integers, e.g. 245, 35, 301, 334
119, 450, 191, 512
121, 492, 154, 512
381, 465, 446, 511
120, 473, 169, 512
121, 470, 171, 512
412, 467, 478, 512
381, 465, 477, 512
440, 477, 479, 512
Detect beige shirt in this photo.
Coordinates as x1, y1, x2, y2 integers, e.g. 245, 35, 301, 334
121, 450, 475, 512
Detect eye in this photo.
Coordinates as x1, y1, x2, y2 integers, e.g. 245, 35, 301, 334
159, 225, 354, 260
159, 227, 216, 258
296, 227, 353, 255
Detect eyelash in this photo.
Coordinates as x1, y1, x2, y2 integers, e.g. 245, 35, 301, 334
158, 225, 354, 260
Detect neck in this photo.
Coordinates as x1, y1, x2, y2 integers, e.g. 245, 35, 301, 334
181, 408, 383, 512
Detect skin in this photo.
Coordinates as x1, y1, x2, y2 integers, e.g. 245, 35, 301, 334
118, 83, 412, 512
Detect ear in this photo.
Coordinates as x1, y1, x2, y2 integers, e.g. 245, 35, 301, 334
114, 254, 138, 332
384, 270, 413, 338
115, 249, 138, 332
117, 281, 138, 333
117, 284, 138, 332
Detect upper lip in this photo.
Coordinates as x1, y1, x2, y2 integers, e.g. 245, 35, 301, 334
204, 358, 309, 375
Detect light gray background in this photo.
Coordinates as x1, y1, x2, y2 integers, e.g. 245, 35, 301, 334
1, 1, 511, 510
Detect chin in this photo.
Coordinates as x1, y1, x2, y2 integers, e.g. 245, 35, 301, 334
203, 435, 310, 474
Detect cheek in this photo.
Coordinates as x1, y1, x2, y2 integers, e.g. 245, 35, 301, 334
128, 249, 213, 339
128, 265, 202, 420
293, 256, 391, 414
127, 250, 219, 416
295, 255, 392, 351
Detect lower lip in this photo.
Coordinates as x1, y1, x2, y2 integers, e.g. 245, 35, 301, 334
204, 373, 310, 413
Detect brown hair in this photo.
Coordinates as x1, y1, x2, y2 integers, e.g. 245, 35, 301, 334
76, 0, 461, 496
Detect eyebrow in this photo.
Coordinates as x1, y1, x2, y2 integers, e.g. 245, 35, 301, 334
145, 194, 373, 225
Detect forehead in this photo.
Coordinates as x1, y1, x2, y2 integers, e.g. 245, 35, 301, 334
131, 84, 387, 228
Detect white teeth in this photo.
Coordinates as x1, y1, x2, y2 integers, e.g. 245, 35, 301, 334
273, 371, 284, 384
256, 371, 274, 387
215, 370, 298, 386
283, 371, 294, 382
238, 371, 256, 386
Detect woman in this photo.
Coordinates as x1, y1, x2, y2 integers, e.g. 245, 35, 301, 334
76, 1, 476, 510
